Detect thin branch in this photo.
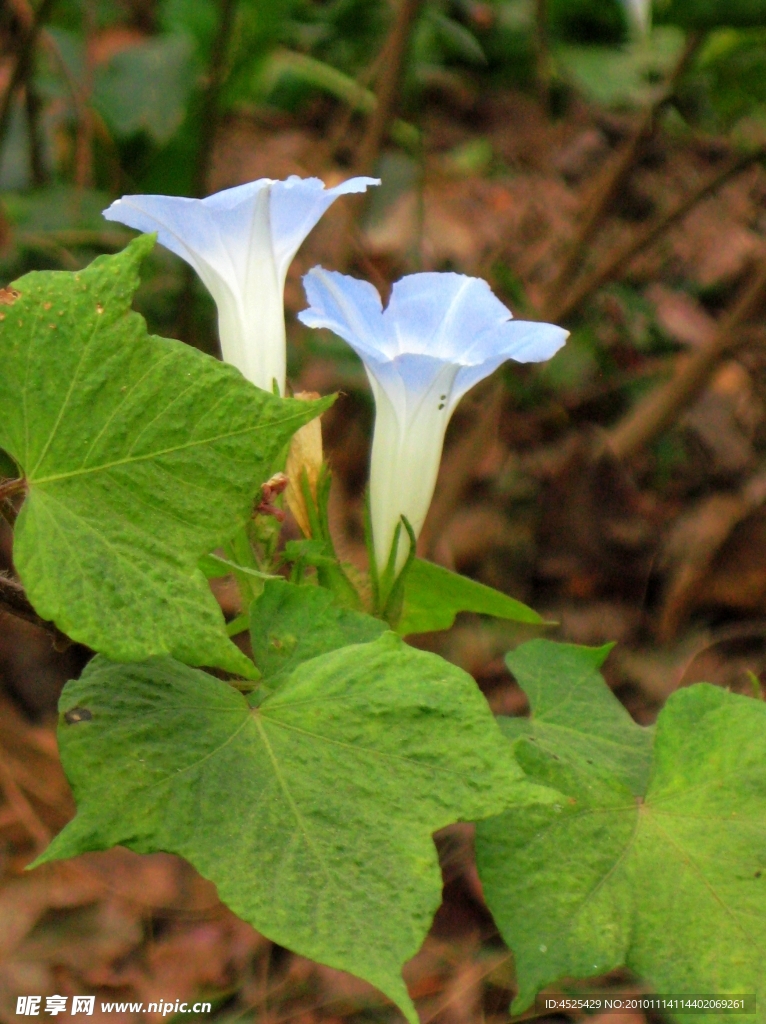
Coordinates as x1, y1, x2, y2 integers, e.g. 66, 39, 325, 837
328, 0, 425, 269
176, 0, 238, 346
0, 572, 74, 648
549, 143, 766, 323
541, 30, 703, 316
24, 80, 47, 185
0, 0, 58, 161
70, 0, 97, 191
192, 0, 239, 199
534, 0, 550, 111
608, 258, 766, 461
0, 743, 51, 851
354, 0, 426, 178
439, 157, 766, 546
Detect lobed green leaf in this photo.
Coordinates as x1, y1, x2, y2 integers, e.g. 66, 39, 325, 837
0, 236, 329, 675
476, 639, 766, 1022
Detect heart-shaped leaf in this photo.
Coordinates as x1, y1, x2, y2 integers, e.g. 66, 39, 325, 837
0, 236, 328, 674
39, 633, 553, 1021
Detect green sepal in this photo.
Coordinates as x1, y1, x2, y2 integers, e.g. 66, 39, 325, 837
293, 465, 361, 608
381, 517, 418, 628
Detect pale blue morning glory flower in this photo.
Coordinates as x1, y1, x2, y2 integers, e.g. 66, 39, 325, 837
299, 268, 568, 573
103, 175, 379, 394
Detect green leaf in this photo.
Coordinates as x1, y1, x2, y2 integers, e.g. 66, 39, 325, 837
261, 50, 421, 151
656, 0, 766, 29
476, 640, 766, 1019
397, 558, 547, 636
249, 579, 387, 686
429, 11, 487, 66
556, 28, 686, 108
0, 236, 328, 676
93, 34, 197, 145
39, 634, 550, 1022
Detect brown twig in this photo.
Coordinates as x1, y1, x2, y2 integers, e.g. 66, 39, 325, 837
71, 0, 97, 191
175, 0, 238, 346
329, 0, 425, 269
422, 143, 764, 547
609, 258, 766, 462
192, 0, 239, 199
534, 0, 550, 111
550, 144, 766, 323
5, 0, 125, 194
310, 51, 387, 172
0, 0, 58, 160
24, 80, 47, 186
325, 0, 423, 270
0, 743, 51, 851
541, 31, 702, 317
0, 572, 73, 648
354, 0, 425, 177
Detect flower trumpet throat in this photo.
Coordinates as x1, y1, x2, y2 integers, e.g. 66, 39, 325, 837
103, 175, 379, 395
299, 269, 569, 574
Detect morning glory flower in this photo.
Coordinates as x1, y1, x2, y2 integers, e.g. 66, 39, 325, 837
103, 175, 379, 394
298, 269, 568, 574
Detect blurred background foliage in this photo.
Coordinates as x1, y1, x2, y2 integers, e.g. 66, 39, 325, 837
2, 0, 766, 199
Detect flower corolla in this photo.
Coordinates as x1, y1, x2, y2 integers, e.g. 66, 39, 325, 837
298, 268, 569, 573
103, 175, 379, 394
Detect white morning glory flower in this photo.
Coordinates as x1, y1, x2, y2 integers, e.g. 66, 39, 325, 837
103, 175, 379, 394
298, 268, 569, 574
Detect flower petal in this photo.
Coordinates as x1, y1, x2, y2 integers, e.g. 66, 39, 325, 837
103, 182, 273, 289
270, 176, 380, 283
298, 266, 392, 364
451, 320, 568, 408
384, 273, 513, 361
